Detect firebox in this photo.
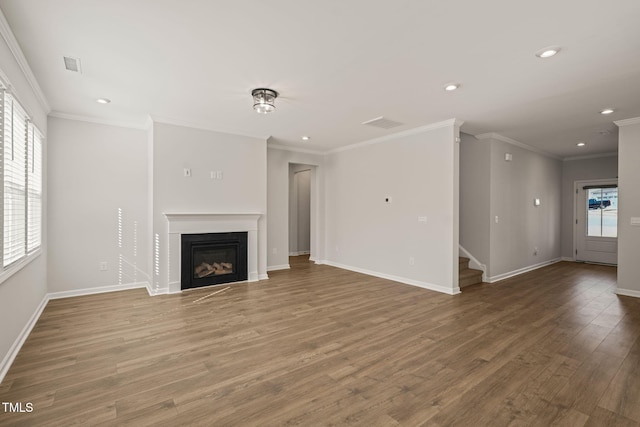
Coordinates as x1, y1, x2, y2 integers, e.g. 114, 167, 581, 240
181, 232, 248, 290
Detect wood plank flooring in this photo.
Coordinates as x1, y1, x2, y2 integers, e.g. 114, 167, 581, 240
1, 257, 639, 426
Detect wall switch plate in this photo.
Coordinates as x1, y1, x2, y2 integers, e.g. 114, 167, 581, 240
505, 153, 513, 161
418, 216, 428, 223
184, 168, 191, 177
534, 198, 541, 206
99, 261, 107, 271
216, 171, 224, 180
631, 217, 640, 226
409, 257, 415, 266
495, 216, 499, 224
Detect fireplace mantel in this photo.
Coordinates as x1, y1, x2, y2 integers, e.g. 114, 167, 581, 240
164, 212, 262, 293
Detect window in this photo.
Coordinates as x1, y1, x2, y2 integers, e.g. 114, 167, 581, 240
0, 89, 43, 269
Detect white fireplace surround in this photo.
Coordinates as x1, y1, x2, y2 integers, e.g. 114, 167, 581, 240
164, 213, 261, 294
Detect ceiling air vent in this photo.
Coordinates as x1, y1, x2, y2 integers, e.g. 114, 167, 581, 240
362, 116, 403, 129
63, 56, 82, 73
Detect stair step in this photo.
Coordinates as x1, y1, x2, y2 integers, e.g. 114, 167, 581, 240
459, 256, 470, 270
459, 267, 483, 288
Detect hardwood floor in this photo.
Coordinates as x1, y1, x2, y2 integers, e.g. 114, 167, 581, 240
1, 258, 639, 426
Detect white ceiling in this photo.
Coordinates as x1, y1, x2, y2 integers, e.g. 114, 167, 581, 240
1, 0, 639, 157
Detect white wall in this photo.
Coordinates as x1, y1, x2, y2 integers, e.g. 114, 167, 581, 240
0, 18, 49, 380
151, 122, 267, 291
488, 139, 562, 279
266, 147, 324, 269
47, 117, 149, 293
459, 133, 490, 266
616, 118, 640, 296
323, 121, 460, 294
289, 165, 311, 255
560, 155, 618, 259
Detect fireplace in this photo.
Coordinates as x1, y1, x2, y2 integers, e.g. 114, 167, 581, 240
181, 232, 248, 290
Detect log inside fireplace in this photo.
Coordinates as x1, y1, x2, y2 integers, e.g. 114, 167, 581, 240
181, 232, 248, 290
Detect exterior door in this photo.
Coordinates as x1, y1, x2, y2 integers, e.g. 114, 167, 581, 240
575, 181, 618, 264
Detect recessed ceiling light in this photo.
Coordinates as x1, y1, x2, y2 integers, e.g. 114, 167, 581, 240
576, 142, 586, 147
301, 136, 310, 141
535, 46, 561, 58
96, 98, 111, 104
600, 108, 615, 115
444, 83, 460, 91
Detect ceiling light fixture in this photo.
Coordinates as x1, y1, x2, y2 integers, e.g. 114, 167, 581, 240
301, 136, 310, 141
444, 83, 460, 91
96, 98, 111, 104
576, 142, 586, 147
600, 108, 615, 115
251, 88, 278, 114
535, 46, 561, 58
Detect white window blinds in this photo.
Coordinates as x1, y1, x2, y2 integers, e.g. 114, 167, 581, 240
0, 90, 43, 268
27, 125, 42, 252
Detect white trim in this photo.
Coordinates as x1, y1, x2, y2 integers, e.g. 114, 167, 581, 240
267, 264, 290, 271
328, 119, 463, 154
48, 282, 148, 300
458, 245, 487, 281
49, 111, 148, 130
289, 251, 310, 256
0, 249, 42, 286
561, 257, 575, 262
321, 260, 461, 295
150, 115, 270, 141
267, 144, 326, 156
616, 288, 640, 298
614, 117, 640, 127
475, 132, 560, 160
0, 294, 48, 384
486, 258, 561, 283
563, 152, 618, 161
0, 9, 51, 114
258, 273, 269, 280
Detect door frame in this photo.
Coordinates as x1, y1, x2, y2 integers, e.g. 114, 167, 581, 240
573, 178, 618, 262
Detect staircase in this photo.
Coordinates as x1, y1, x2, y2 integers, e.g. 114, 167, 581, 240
459, 257, 483, 288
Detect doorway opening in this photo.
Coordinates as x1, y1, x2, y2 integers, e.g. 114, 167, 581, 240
289, 164, 313, 268
575, 179, 618, 265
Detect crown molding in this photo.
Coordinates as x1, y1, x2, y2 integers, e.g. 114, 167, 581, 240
149, 115, 270, 141
49, 111, 149, 130
474, 132, 560, 160
0, 8, 50, 114
267, 143, 326, 156
563, 152, 618, 162
329, 118, 463, 154
614, 117, 640, 127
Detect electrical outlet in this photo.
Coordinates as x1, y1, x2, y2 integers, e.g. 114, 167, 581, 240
409, 257, 415, 266
533, 247, 538, 256
99, 261, 107, 271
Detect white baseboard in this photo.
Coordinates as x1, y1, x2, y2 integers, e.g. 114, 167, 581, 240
267, 264, 290, 272
48, 281, 149, 300
258, 273, 269, 280
0, 294, 49, 384
289, 251, 310, 256
561, 257, 575, 262
616, 288, 640, 298
320, 260, 460, 295
486, 258, 562, 283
